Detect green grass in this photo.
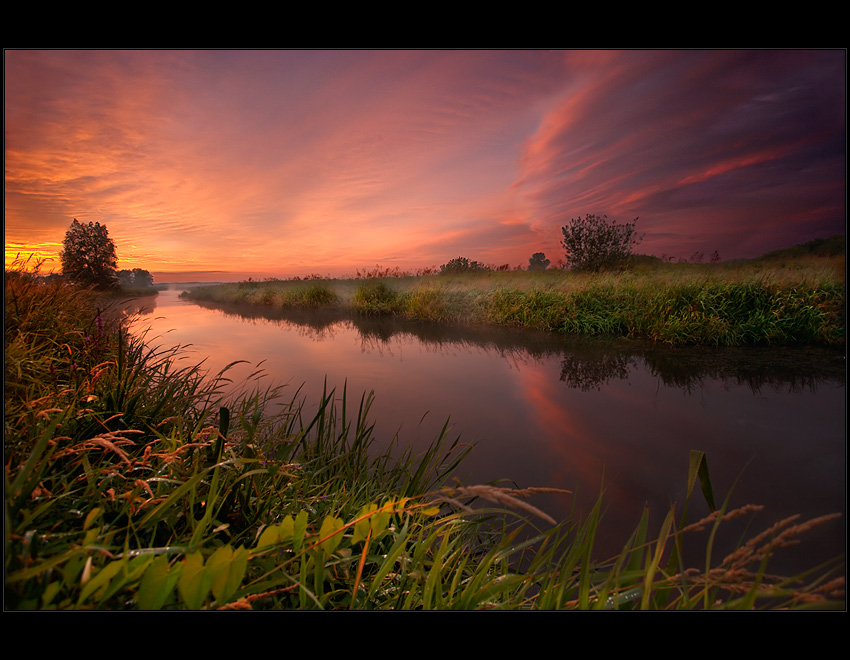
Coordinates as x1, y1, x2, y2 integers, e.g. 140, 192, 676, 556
182, 255, 845, 346
5, 265, 845, 610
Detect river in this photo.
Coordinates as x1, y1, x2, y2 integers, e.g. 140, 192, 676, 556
124, 287, 845, 575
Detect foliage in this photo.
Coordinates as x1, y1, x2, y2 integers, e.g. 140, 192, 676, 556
352, 281, 401, 315
60, 219, 119, 289
4, 267, 845, 610
117, 268, 155, 291
440, 256, 488, 275
528, 252, 551, 271
561, 214, 643, 272
183, 256, 845, 347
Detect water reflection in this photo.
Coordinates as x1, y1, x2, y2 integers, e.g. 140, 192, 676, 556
132, 291, 845, 574
188, 294, 845, 395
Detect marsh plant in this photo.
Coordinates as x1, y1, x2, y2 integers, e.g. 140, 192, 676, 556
184, 252, 845, 347
6, 262, 844, 610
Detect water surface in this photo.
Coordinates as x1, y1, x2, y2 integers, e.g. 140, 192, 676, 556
126, 289, 845, 573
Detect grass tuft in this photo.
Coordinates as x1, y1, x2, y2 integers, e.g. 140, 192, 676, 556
5, 262, 844, 610
182, 255, 845, 346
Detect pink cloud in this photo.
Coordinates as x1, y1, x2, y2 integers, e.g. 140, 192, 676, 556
5, 50, 844, 275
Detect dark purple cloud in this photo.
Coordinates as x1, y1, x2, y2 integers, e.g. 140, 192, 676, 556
516, 50, 845, 260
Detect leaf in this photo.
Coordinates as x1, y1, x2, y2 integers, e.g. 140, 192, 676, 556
207, 545, 249, 604
137, 555, 180, 611
83, 507, 103, 531
178, 551, 211, 610
256, 526, 281, 551
278, 516, 295, 543
293, 510, 309, 552
317, 515, 345, 558
352, 504, 377, 545
370, 500, 395, 537
688, 450, 716, 512
77, 558, 125, 606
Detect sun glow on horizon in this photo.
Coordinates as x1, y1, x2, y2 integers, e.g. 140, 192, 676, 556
4, 50, 845, 275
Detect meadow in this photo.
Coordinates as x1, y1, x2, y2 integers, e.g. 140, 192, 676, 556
183, 252, 846, 347
4, 249, 845, 609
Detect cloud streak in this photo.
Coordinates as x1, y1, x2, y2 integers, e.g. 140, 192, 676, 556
5, 50, 844, 278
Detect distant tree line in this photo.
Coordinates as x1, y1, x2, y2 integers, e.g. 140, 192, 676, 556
438, 215, 646, 275
117, 268, 155, 290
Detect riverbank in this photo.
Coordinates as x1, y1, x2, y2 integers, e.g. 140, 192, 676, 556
5, 267, 845, 609
182, 255, 845, 347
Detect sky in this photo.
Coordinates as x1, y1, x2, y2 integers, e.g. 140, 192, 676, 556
4, 49, 846, 281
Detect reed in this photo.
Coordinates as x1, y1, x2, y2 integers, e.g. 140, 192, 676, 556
5, 264, 844, 610
182, 255, 845, 347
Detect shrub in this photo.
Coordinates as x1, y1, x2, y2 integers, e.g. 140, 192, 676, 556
561, 214, 643, 272
528, 252, 551, 271
439, 257, 488, 274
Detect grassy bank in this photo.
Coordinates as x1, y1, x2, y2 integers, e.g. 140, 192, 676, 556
5, 267, 845, 609
183, 255, 845, 346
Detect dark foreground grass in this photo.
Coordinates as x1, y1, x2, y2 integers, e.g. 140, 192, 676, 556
5, 267, 845, 609
183, 256, 845, 347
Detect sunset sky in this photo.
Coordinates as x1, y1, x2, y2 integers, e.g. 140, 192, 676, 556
4, 49, 846, 281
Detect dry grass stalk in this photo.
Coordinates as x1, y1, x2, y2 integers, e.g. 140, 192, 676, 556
440, 485, 571, 525
680, 504, 764, 535
721, 512, 842, 572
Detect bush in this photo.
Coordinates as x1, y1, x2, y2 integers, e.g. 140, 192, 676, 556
528, 252, 550, 271
561, 214, 643, 272
439, 257, 488, 274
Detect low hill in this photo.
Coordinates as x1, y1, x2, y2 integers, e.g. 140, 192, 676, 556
757, 235, 845, 261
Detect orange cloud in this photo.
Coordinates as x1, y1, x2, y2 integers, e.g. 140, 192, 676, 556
5, 50, 844, 278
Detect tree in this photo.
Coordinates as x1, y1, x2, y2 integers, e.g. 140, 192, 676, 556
132, 268, 154, 288
439, 256, 488, 274
117, 267, 155, 290
560, 214, 643, 272
117, 270, 135, 288
528, 252, 550, 271
60, 219, 119, 289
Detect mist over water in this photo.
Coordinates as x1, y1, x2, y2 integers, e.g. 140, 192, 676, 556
124, 289, 845, 573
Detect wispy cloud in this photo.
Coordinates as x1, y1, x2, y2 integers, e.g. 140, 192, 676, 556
5, 50, 844, 277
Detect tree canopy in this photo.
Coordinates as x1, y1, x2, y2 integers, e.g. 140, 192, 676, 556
60, 219, 119, 289
117, 268, 155, 290
528, 252, 550, 271
560, 214, 643, 272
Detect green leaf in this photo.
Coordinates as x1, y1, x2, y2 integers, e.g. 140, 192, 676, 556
352, 504, 377, 545
278, 516, 294, 543
317, 515, 344, 558
293, 510, 309, 552
207, 545, 248, 604
256, 526, 281, 551
178, 551, 211, 610
77, 558, 124, 606
137, 555, 180, 611
370, 500, 394, 537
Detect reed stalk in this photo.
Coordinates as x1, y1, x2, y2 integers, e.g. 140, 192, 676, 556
5, 262, 844, 610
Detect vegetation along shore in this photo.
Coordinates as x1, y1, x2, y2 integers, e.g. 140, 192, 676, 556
183, 238, 845, 348
4, 237, 845, 609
